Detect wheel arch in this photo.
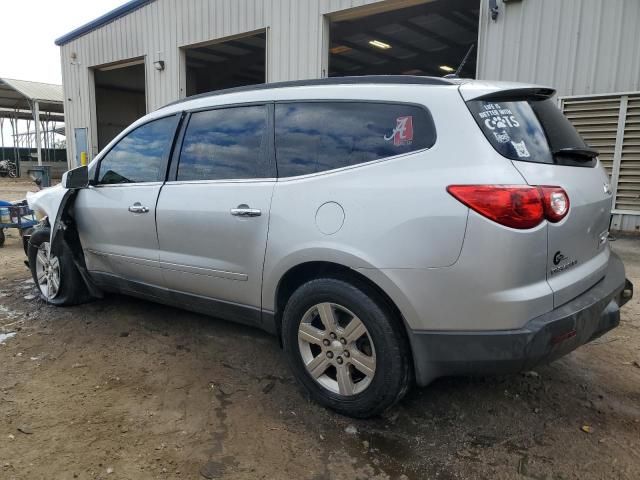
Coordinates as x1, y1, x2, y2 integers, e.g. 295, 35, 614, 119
271, 261, 414, 356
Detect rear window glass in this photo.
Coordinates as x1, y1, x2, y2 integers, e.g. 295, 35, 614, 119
467, 98, 594, 167
177, 105, 270, 181
275, 102, 436, 177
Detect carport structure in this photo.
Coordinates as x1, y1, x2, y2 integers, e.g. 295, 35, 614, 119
0, 78, 64, 166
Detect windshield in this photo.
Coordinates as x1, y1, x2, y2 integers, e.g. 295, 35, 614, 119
467, 98, 596, 167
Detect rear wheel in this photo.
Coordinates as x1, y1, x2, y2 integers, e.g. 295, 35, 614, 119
28, 227, 88, 305
282, 277, 411, 418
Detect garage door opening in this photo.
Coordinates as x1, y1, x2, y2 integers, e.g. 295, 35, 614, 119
329, 0, 480, 78
184, 32, 266, 97
94, 60, 146, 151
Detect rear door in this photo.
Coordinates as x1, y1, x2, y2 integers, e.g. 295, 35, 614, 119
464, 90, 614, 307
155, 104, 275, 325
75, 115, 180, 292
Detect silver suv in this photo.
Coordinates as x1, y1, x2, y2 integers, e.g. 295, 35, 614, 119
26, 76, 633, 418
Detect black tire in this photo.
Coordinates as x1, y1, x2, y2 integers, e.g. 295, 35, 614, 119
0, 229, 5, 247
21, 227, 34, 255
282, 277, 412, 418
28, 227, 88, 306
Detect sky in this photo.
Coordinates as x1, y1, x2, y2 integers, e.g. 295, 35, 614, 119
0, 1, 125, 148
0, 0, 125, 85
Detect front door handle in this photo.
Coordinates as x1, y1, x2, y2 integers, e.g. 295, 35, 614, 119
128, 203, 149, 214
230, 204, 261, 217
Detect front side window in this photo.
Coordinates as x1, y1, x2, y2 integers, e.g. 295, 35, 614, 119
275, 102, 436, 177
177, 105, 269, 181
98, 116, 177, 184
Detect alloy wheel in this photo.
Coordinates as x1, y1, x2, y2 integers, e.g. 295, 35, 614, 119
297, 302, 376, 396
35, 242, 61, 300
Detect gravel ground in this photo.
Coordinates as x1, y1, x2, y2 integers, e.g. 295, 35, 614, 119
0, 178, 639, 480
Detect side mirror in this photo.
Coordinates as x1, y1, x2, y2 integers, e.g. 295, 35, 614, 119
62, 165, 89, 190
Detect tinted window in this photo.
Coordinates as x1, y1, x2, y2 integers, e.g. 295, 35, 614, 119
98, 116, 176, 184
467, 98, 594, 167
275, 102, 436, 177
177, 105, 269, 181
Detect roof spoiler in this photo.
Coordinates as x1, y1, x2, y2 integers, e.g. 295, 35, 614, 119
472, 87, 556, 102
458, 82, 556, 102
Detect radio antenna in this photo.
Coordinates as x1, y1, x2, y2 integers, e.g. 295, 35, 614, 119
444, 44, 476, 78
454, 44, 475, 77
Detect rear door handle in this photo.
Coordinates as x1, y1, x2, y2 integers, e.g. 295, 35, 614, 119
128, 203, 149, 214
230, 205, 261, 217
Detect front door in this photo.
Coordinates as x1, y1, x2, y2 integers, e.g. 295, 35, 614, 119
155, 104, 275, 323
75, 114, 180, 293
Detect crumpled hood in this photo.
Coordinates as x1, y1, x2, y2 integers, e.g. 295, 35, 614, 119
26, 184, 68, 239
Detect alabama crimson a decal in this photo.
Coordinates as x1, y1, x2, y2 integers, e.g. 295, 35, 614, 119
384, 116, 414, 146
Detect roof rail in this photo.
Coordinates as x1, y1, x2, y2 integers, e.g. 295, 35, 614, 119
163, 75, 454, 108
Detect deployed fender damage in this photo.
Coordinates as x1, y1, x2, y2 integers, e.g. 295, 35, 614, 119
26, 186, 102, 298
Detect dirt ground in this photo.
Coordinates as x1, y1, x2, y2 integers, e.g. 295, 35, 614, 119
1, 178, 639, 480
0, 178, 42, 202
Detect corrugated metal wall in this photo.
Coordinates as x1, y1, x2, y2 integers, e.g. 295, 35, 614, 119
477, 0, 640, 97
60, 0, 405, 163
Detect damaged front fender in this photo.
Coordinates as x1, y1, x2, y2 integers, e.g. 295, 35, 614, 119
25, 185, 102, 298
26, 184, 71, 244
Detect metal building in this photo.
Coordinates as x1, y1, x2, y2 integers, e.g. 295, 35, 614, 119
56, 0, 640, 231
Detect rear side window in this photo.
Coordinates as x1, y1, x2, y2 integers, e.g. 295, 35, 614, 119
98, 116, 177, 184
467, 98, 595, 167
275, 102, 436, 177
177, 105, 269, 181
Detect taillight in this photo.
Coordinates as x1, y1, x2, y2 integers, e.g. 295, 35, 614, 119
538, 186, 570, 222
447, 185, 569, 229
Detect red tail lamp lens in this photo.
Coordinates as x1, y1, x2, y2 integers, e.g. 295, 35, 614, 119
447, 185, 545, 229
447, 185, 571, 229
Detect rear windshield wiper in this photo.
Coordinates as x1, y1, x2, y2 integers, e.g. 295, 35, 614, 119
552, 147, 599, 160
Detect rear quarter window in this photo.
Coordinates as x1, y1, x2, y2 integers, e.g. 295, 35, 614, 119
275, 102, 436, 177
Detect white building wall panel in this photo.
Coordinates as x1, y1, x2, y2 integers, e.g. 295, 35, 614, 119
60, 0, 395, 163
478, 0, 640, 97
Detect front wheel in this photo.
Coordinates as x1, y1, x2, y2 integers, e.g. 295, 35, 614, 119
282, 277, 411, 418
28, 227, 88, 305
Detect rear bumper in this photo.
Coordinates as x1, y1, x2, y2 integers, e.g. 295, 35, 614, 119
409, 252, 633, 386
